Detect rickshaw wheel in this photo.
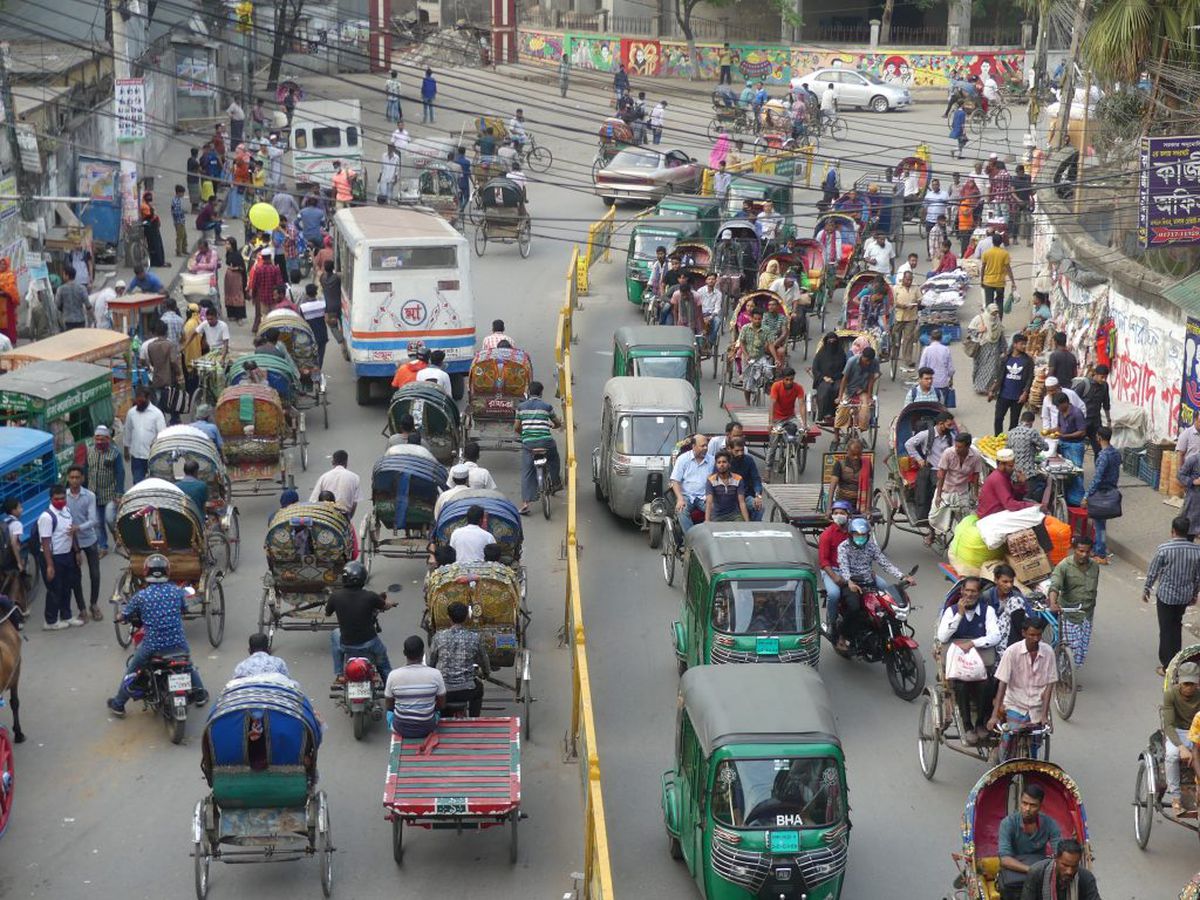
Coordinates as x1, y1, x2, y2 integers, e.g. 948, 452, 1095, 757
873, 488, 892, 550
509, 809, 520, 863
1053, 642, 1077, 720
257, 589, 275, 651
518, 220, 532, 258
527, 145, 553, 173
359, 519, 375, 578
474, 225, 488, 257
797, 440, 809, 476
706, 118, 720, 142
830, 118, 848, 140
321, 389, 329, 429
0, 727, 14, 840
717, 379, 726, 408
318, 802, 333, 897
662, 533, 677, 586
647, 521, 664, 549
206, 578, 226, 648
193, 834, 210, 900
1133, 756, 1155, 849
112, 572, 135, 648
392, 817, 405, 865
917, 693, 939, 780
522, 679, 532, 742
784, 444, 800, 485
228, 510, 241, 572
969, 108, 986, 136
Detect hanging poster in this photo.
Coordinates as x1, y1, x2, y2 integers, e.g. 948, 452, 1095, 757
1139, 135, 1200, 248
115, 78, 147, 142
1182, 317, 1200, 430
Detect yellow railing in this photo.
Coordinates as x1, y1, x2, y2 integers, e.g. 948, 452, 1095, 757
700, 143, 817, 195
577, 206, 616, 295
557, 244, 616, 900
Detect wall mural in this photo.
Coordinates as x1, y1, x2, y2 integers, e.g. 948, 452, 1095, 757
1107, 286, 1184, 441
517, 28, 1026, 89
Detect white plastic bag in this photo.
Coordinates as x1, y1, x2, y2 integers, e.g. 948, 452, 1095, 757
944, 642, 987, 681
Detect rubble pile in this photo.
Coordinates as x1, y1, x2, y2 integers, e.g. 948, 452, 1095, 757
393, 23, 489, 69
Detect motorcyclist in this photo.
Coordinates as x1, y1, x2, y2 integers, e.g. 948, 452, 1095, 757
106, 553, 207, 716
817, 500, 854, 650
832, 518, 915, 648
326, 561, 396, 683
391, 340, 430, 388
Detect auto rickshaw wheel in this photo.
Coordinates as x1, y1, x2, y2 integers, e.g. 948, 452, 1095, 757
392, 817, 404, 865
1133, 756, 1154, 849
112, 571, 135, 648
474, 224, 488, 257
668, 831, 683, 861
206, 578, 226, 648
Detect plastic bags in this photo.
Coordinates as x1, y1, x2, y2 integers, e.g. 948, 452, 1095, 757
945, 643, 988, 682
949, 515, 1007, 568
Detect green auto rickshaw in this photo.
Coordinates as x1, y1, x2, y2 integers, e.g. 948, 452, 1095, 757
655, 194, 725, 243
662, 664, 849, 900
723, 173, 795, 237
0, 360, 116, 475
626, 215, 703, 305
612, 325, 701, 407
672, 522, 820, 672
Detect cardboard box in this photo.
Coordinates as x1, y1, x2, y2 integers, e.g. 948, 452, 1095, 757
1007, 550, 1051, 583
1005, 528, 1041, 559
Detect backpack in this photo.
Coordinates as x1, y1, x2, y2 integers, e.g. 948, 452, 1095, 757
351, 172, 367, 203
0, 515, 16, 572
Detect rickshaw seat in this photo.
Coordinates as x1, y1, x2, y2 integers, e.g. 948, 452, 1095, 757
978, 858, 1002, 900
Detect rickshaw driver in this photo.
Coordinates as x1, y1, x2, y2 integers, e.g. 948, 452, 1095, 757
327, 561, 396, 682
429, 601, 492, 718
833, 518, 914, 649
177, 459, 210, 523
834, 346, 880, 444
107, 554, 208, 716
1160, 661, 1200, 815
766, 366, 807, 473
191, 404, 223, 450
986, 617, 1057, 758
670, 434, 713, 535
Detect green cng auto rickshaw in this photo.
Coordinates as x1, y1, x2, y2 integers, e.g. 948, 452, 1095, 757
672, 523, 820, 672
723, 173, 795, 231
592, 377, 697, 540
0, 360, 115, 475
626, 216, 703, 305
662, 664, 849, 900
656, 194, 725, 243
612, 325, 701, 408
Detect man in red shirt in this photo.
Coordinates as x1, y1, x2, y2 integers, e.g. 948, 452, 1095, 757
977, 449, 1036, 521
818, 499, 854, 649
391, 341, 430, 388
766, 367, 807, 475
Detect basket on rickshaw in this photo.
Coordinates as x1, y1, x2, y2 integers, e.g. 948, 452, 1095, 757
194, 676, 331, 900
259, 501, 356, 647
473, 177, 531, 259
813, 212, 860, 287
948, 760, 1091, 900
463, 346, 532, 452
258, 310, 330, 429
594, 117, 636, 179
876, 401, 949, 550
433, 488, 524, 573
215, 383, 291, 496
423, 560, 532, 738
226, 353, 311, 471
895, 155, 932, 223
147, 425, 241, 572
111, 478, 226, 649
713, 220, 762, 297
360, 445, 447, 570
383, 381, 463, 465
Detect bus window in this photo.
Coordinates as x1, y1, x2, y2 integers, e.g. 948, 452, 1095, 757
313, 127, 342, 149
293, 129, 308, 150
369, 246, 457, 270
345, 126, 358, 147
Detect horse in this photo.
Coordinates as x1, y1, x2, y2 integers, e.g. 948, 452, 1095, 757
0, 607, 23, 744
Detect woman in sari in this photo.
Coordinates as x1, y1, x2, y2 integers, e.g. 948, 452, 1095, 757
708, 131, 731, 170
810, 331, 847, 422
223, 237, 247, 322
969, 303, 1005, 394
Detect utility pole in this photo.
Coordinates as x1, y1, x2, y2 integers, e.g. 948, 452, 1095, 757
0, 43, 34, 221
110, 0, 145, 268
1054, 0, 1089, 150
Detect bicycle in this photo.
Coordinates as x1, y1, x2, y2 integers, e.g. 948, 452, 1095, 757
815, 112, 848, 142
531, 448, 555, 520
766, 419, 809, 484
1029, 600, 1080, 721
507, 135, 553, 174
742, 356, 775, 406
832, 396, 878, 452
968, 102, 1012, 136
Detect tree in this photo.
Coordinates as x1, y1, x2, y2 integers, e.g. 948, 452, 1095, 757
673, 0, 800, 80
1081, 0, 1200, 84
880, 0, 941, 44
266, 0, 307, 92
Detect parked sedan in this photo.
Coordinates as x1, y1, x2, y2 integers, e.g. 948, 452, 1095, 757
594, 148, 703, 205
796, 68, 911, 113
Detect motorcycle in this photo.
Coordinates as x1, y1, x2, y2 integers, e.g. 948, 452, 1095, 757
117, 608, 198, 745
330, 584, 397, 740
825, 565, 925, 701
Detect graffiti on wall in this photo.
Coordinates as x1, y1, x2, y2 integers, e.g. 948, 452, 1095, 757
1107, 286, 1184, 440
518, 30, 563, 64
622, 39, 661, 77
570, 34, 620, 72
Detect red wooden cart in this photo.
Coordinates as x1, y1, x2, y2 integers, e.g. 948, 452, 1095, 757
383, 717, 522, 864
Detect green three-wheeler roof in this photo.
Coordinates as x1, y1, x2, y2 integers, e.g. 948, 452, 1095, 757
686, 522, 814, 573
0, 360, 111, 397
614, 325, 697, 354
602, 376, 697, 412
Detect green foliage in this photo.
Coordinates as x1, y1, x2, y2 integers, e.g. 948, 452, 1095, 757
1082, 0, 1200, 83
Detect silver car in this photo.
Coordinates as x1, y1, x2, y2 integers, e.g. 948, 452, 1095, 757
797, 68, 911, 113
594, 148, 703, 205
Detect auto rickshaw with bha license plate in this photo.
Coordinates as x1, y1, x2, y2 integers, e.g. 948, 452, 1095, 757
662, 664, 849, 900
948, 760, 1091, 900
672, 523, 821, 673
423, 560, 532, 738
383, 381, 464, 466
463, 346, 533, 453
612, 326, 702, 406
360, 445, 447, 572
625, 215, 703, 305
591, 376, 697, 546
0, 360, 116, 477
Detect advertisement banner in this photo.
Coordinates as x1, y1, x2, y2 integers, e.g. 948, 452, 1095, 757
1183, 317, 1200, 430
1139, 134, 1200, 248
115, 77, 147, 142
76, 156, 121, 244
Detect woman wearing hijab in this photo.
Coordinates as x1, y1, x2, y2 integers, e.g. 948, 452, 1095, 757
757, 258, 780, 290
969, 303, 1005, 394
140, 191, 166, 267
708, 131, 731, 170
811, 331, 847, 422
224, 237, 247, 322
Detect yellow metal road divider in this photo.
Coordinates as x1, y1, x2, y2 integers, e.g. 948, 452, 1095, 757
556, 244, 616, 900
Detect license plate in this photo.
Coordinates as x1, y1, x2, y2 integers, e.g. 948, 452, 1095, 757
646, 456, 666, 469
487, 398, 514, 411
756, 637, 781, 656
769, 830, 800, 853
167, 672, 192, 692
347, 681, 372, 699
435, 796, 468, 815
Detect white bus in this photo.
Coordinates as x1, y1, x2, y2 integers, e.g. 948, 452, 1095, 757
290, 99, 363, 189
332, 207, 475, 403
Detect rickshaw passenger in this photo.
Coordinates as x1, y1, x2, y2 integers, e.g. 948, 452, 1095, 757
936, 577, 1000, 745
694, 272, 723, 344
449, 505, 496, 564
705, 450, 748, 523
983, 563, 1033, 649
996, 783, 1062, 900
762, 296, 789, 367
770, 268, 812, 340
1161, 661, 1200, 813
429, 601, 491, 718
177, 460, 210, 522
516, 381, 562, 515
670, 435, 713, 534
434, 465, 473, 519
315, 490, 361, 560
327, 561, 395, 680
726, 438, 763, 521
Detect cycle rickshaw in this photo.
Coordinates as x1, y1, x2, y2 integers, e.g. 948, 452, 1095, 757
894, 154, 933, 224
804, 330, 880, 452
766, 449, 883, 548
876, 400, 950, 550
843, 272, 895, 374
433, 489, 525, 594
463, 346, 532, 453
215, 383, 292, 497
384, 381, 464, 465
712, 220, 762, 297
112, 478, 227, 648
259, 500, 355, 648
716, 289, 780, 408
226, 353, 310, 472
423, 560, 532, 738
946, 760, 1091, 900
813, 212, 861, 288
474, 114, 552, 172
417, 161, 463, 230
258, 309, 330, 429
706, 92, 752, 140
360, 445, 447, 572
752, 100, 797, 154
594, 117, 635, 179
473, 177, 531, 259
193, 676, 331, 899
147, 425, 242, 573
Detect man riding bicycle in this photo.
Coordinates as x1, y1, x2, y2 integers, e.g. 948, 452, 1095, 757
736, 306, 774, 404
515, 380, 562, 516
766, 366, 808, 474
508, 109, 529, 154
834, 345, 879, 444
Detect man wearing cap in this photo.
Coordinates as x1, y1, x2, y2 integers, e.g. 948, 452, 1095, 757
978, 448, 1038, 525
435, 465, 474, 519
1039, 376, 1084, 432
90, 279, 126, 331
191, 404, 223, 450
391, 341, 429, 388
1162, 659, 1200, 813
86, 425, 124, 555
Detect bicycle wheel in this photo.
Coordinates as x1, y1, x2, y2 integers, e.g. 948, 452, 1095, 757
995, 107, 1012, 131
784, 443, 799, 485
830, 118, 848, 141
527, 145, 553, 173
969, 108, 987, 136
890, 344, 899, 381
1053, 641, 1077, 720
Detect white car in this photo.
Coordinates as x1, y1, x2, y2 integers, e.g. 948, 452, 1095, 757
796, 68, 911, 113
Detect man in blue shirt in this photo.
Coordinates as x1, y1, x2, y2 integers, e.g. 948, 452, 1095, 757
107, 554, 206, 715
298, 198, 326, 246
670, 434, 713, 534
454, 146, 471, 215
726, 437, 763, 521
992, 332, 1033, 434
996, 783, 1061, 899
128, 265, 164, 294
191, 403, 223, 450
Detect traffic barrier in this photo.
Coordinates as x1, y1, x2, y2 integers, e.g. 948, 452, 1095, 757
556, 244, 616, 900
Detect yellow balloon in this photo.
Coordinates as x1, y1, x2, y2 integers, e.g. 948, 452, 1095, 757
248, 202, 280, 232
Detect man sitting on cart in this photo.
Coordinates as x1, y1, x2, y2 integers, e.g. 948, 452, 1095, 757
385, 635, 446, 739
106, 554, 208, 716
430, 601, 492, 718
327, 561, 396, 683
935, 576, 1001, 746
994, 783, 1062, 899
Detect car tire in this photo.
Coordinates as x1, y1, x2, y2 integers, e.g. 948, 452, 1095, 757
870, 95, 890, 113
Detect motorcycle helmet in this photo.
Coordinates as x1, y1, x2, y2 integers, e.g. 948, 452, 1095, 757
341, 560, 367, 590
405, 339, 426, 359
143, 553, 171, 583
849, 517, 871, 547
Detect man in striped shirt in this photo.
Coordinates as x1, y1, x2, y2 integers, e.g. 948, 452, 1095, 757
1144, 516, 1200, 674
385, 635, 446, 739
515, 381, 561, 515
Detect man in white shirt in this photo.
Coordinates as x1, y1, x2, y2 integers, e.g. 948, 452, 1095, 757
861, 231, 896, 276
694, 272, 724, 345
895, 252, 921, 280
436, 466, 474, 519
123, 387, 166, 484
90, 279, 125, 331
39, 483, 81, 630
1039, 377, 1086, 431
310, 450, 362, 519
983, 75, 1000, 106
756, 200, 783, 244
449, 442, 497, 491
448, 505, 496, 564
820, 83, 837, 124
921, 178, 950, 228
936, 576, 1000, 743
390, 123, 410, 153
505, 163, 527, 197
508, 109, 528, 151
416, 349, 452, 394
649, 100, 666, 145
198, 306, 230, 355
378, 144, 400, 204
